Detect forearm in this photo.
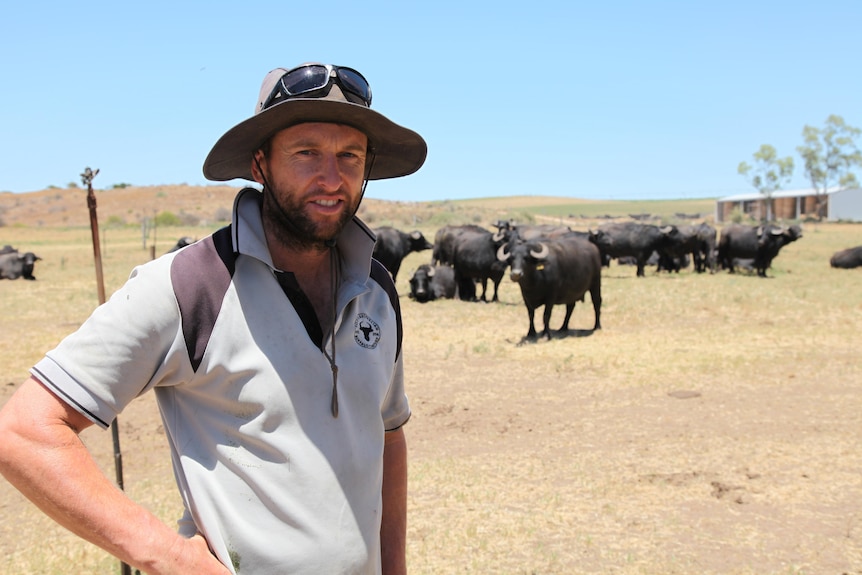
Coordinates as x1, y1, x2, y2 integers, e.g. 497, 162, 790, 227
0, 378, 228, 575
2, 431, 180, 570
380, 427, 408, 575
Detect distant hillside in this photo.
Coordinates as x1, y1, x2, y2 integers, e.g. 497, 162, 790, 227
0, 185, 718, 229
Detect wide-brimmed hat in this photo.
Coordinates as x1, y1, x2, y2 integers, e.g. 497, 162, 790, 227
203, 65, 427, 182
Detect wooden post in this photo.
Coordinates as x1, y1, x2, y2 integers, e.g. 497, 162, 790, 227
81, 167, 132, 575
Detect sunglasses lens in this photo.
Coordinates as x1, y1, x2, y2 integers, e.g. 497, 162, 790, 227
336, 68, 372, 105
282, 65, 330, 96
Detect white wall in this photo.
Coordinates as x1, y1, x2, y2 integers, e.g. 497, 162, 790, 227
829, 188, 862, 221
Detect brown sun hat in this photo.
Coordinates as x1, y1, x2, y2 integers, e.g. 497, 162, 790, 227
203, 65, 427, 182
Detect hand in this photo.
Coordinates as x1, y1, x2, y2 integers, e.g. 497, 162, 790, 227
149, 533, 232, 575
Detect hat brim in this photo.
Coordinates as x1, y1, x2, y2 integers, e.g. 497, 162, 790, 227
203, 98, 427, 182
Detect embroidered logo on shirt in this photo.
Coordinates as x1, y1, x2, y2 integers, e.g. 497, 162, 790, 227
354, 313, 381, 349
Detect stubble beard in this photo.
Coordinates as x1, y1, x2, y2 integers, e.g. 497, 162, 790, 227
261, 184, 357, 252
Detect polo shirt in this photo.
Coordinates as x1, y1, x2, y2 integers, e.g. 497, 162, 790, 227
32, 187, 409, 574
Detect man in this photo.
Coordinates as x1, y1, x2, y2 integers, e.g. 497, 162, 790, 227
0, 63, 427, 574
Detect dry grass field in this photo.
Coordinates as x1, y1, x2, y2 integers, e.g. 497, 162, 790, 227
1, 186, 861, 574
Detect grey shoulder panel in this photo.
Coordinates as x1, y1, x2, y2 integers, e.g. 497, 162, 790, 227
170, 226, 236, 371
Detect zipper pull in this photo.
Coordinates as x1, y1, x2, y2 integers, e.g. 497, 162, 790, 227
330, 364, 339, 418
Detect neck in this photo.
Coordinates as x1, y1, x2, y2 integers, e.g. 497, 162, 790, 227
267, 230, 332, 275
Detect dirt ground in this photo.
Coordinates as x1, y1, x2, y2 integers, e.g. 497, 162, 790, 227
4, 304, 859, 574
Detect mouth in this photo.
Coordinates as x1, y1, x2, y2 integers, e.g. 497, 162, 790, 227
310, 197, 344, 215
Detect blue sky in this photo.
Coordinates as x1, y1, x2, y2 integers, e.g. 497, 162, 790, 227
1, 1, 858, 201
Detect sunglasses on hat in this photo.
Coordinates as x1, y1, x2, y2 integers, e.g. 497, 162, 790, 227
262, 64, 372, 111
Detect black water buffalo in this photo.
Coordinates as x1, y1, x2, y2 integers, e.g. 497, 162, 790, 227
491, 220, 573, 241
0, 250, 41, 280
407, 264, 460, 302
431, 224, 489, 266
372, 226, 433, 281
655, 223, 717, 273
497, 235, 602, 341
588, 222, 671, 277
451, 228, 508, 302
830, 245, 862, 269
718, 224, 803, 277
689, 223, 718, 273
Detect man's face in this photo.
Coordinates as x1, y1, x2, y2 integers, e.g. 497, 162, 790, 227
254, 122, 368, 249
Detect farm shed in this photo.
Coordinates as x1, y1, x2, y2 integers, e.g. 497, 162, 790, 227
715, 187, 862, 222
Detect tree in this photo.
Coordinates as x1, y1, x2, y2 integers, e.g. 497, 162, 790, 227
796, 115, 862, 220
738, 144, 794, 221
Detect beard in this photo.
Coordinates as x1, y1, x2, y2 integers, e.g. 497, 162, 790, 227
261, 182, 360, 252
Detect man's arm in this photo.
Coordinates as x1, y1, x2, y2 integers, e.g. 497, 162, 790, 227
380, 426, 408, 575
0, 376, 230, 575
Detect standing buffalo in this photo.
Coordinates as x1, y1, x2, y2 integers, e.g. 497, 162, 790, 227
407, 264, 459, 302
491, 220, 573, 241
431, 224, 489, 266
689, 223, 718, 273
497, 235, 602, 341
0, 250, 41, 280
451, 228, 508, 302
718, 224, 803, 277
372, 226, 433, 281
588, 222, 672, 277
830, 246, 862, 269
656, 223, 717, 274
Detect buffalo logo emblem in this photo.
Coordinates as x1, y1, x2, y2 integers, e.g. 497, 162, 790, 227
353, 313, 381, 349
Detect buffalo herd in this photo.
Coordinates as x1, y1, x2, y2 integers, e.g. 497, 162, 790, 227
1, 220, 854, 341
369, 217, 859, 342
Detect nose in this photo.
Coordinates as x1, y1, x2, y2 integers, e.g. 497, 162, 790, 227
317, 153, 345, 191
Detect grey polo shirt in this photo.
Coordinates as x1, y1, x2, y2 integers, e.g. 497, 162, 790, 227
32, 188, 410, 574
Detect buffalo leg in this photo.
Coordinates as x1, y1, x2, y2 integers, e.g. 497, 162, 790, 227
558, 302, 575, 333
541, 304, 554, 340
590, 287, 602, 330
526, 307, 538, 340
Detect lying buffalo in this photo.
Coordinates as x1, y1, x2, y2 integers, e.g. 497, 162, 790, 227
408, 264, 459, 303
497, 235, 602, 341
0, 250, 41, 280
830, 246, 862, 269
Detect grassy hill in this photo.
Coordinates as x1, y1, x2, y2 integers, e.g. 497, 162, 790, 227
0, 185, 719, 231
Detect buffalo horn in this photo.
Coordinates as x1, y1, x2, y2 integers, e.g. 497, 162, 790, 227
496, 244, 510, 262
426, 265, 435, 277
530, 243, 549, 260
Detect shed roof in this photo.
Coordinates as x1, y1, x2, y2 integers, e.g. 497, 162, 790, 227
717, 186, 841, 203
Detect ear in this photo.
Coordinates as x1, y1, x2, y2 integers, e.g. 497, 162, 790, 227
250, 149, 267, 185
